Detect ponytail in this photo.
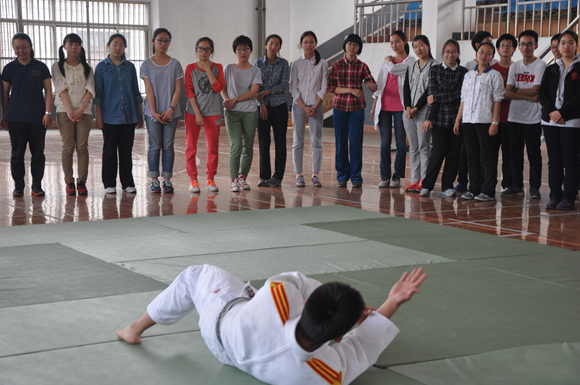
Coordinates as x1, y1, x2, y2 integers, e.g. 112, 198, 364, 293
59, 33, 90, 78
78, 46, 91, 79
404, 42, 410, 55
13, 33, 34, 59
314, 49, 321, 66
58, 45, 66, 77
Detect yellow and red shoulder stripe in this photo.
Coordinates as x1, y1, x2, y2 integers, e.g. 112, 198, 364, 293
270, 281, 290, 325
306, 357, 343, 385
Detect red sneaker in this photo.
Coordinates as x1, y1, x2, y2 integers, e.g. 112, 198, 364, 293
405, 182, 418, 192
77, 181, 88, 196
415, 179, 424, 192
66, 182, 76, 195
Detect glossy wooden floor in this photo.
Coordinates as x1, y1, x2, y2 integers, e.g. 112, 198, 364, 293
0, 126, 578, 251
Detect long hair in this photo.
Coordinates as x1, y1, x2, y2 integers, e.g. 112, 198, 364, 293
391, 30, 410, 55
12, 33, 34, 59
412, 35, 433, 59
58, 33, 90, 78
442, 39, 461, 65
300, 31, 321, 66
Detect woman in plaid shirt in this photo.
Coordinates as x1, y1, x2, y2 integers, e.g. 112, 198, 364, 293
328, 34, 377, 188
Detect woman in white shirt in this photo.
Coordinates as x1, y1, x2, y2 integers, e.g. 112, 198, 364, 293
453, 42, 505, 202
52, 33, 95, 196
289, 31, 328, 188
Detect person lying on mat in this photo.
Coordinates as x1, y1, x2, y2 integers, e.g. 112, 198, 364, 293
117, 265, 427, 385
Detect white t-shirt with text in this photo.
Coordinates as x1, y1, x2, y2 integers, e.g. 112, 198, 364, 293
506, 58, 546, 124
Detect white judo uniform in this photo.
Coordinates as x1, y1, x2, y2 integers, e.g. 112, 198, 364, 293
147, 265, 400, 385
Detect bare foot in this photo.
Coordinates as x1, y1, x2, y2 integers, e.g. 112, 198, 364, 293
116, 326, 142, 344
116, 312, 156, 344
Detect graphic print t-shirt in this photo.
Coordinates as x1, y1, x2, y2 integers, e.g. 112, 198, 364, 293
506, 58, 546, 124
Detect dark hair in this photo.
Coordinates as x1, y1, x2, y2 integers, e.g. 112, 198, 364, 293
477, 41, 496, 59
300, 30, 321, 66
518, 30, 539, 44
58, 33, 91, 79
412, 35, 432, 58
12, 33, 34, 59
551, 33, 561, 44
559, 29, 579, 45
391, 30, 410, 55
296, 282, 365, 346
152, 28, 171, 54
496, 33, 517, 50
471, 31, 492, 51
107, 33, 128, 60
342, 33, 363, 55
442, 39, 461, 65
195, 36, 214, 53
232, 35, 253, 53
265, 34, 283, 46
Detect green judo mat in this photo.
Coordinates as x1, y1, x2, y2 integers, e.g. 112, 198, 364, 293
0, 206, 578, 384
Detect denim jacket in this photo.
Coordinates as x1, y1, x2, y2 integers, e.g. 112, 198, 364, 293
94, 56, 143, 125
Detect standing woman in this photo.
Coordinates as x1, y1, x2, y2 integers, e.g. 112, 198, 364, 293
52, 33, 95, 196
140, 28, 184, 193
1, 33, 52, 196
328, 33, 377, 188
453, 42, 505, 202
220, 35, 262, 192
289, 31, 328, 187
94, 33, 143, 194
184, 36, 225, 193
372, 31, 415, 188
254, 34, 290, 187
419, 39, 468, 197
402, 35, 437, 192
538, 30, 580, 210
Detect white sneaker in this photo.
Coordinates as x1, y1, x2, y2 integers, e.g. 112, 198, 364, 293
189, 180, 201, 193
123, 186, 136, 193
441, 189, 455, 197
419, 188, 430, 197
238, 175, 251, 190
231, 179, 240, 192
206, 180, 219, 192
105, 187, 116, 194
378, 179, 390, 188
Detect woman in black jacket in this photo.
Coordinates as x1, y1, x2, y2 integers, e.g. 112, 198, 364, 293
538, 30, 580, 210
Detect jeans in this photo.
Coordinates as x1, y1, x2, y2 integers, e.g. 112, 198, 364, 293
333, 108, 365, 184
378, 110, 406, 180
145, 116, 178, 179
257, 103, 288, 181
543, 125, 580, 201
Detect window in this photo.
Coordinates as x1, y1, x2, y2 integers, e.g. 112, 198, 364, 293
1, 0, 149, 90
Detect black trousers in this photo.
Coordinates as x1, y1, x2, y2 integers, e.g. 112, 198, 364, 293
463, 123, 500, 196
8, 121, 47, 190
257, 103, 288, 181
102, 123, 136, 189
457, 141, 469, 186
508, 122, 542, 190
543, 125, 580, 202
497, 122, 512, 189
423, 125, 463, 191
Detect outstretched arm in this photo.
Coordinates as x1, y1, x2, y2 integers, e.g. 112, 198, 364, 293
377, 268, 427, 320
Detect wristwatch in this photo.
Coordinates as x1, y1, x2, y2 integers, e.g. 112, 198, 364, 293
492, 121, 499, 125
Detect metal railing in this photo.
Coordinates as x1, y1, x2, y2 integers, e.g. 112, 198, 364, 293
354, 0, 423, 43
538, 14, 580, 63
461, 0, 579, 40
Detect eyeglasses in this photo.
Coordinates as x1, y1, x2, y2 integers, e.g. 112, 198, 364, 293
443, 50, 458, 55
196, 47, 213, 53
155, 39, 171, 44
346, 42, 360, 48
519, 42, 535, 48
479, 52, 494, 56
13, 45, 31, 51
236, 47, 251, 53
499, 44, 513, 48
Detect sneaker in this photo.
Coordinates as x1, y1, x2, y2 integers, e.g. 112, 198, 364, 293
267, 177, 281, 187
405, 182, 419, 192
296, 175, 305, 187
378, 179, 390, 188
390, 177, 401, 188
77, 181, 88, 196
66, 182, 76, 195
441, 189, 455, 197
454, 183, 468, 192
105, 187, 117, 194
31, 186, 45, 196
206, 180, 219, 192
352, 182, 362, 188
419, 188, 430, 197
312, 175, 322, 188
338, 180, 347, 188
475, 193, 495, 202
231, 178, 240, 192
189, 180, 201, 193
162, 180, 174, 193
123, 186, 137, 193
257, 179, 269, 187
556, 199, 575, 210
13, 188, 24, 197
415, 179, 424, 192
529, 188, 541, 199
546, 198, 561, 210
501, 187, 509, 194
238, 175, 251, 190
150, 180, 161, 193
461, 192, 475, 200
501, 187, 524, 196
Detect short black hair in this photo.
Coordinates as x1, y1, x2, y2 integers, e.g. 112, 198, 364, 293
496, 33, 517, 50
296, 282, 365, 346
342, 33, 363, 55
551, 33, 561, 44
518, 30, 539, 44
471, 31, 492, 51
232, 35, 253, 53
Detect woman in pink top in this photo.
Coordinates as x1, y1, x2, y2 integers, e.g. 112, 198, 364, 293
372, 31, 415, 188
